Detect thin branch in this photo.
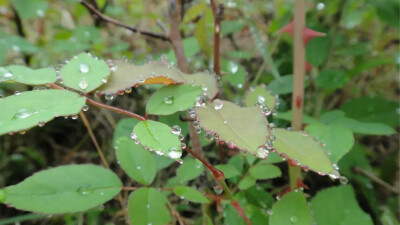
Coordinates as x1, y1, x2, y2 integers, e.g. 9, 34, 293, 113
86, 98, 146, 121
11, 7, 30, 64
185, 147, 224, 181
80, 1, 170, 41
210, 0, 224, 75
353, 167, 399, 194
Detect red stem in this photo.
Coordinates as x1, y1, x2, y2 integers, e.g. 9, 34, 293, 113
185, 147, 225, 181
232, 200, 252, 225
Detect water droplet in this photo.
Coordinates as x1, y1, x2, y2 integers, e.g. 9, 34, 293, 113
155, 150, 164, 156
77, 185, 93, 195
71, 114, 78, 120
267, 209, 273, 216
171, 125, 181, 135
256, 146, 269, 159
178, 134, 185, 141
101, 78, 108, 83
79, 64, 89, 74
262, 106, 271, 116
146, 204, 150, 208
19, 130, 26, 135
136, 166, 141, 170
269, 135, 276, 143
130, 132, 137, 140
82, 105, 89, 111
163, 95, 174, 104
194, 127, 202, 134
38, 121, 46, 127
290, 216, 298, 223
214, 100, 224, 110
12, 108, 39, 120
213, 185, 223, 195
125, 87, 132, 93
14, 91, 21, 96
12, 45, 20, 52
36, 9, 44, 17
79, 79, 88, 90
167, 147, 182, 159
340, 176, 348, 184
181, 142, 187, 149
227, 141, 235, 149
204, 132, 214, 141
257, 95, 265, 104
269, 123, 276, 131
316, 2, 325, 10
105, 93, 114, 101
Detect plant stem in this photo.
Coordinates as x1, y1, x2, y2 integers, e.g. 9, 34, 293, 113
210, 0, 223, 75
86, 98, 146, 121
289, 0, 306, 191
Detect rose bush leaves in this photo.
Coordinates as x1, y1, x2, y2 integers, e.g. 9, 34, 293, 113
0, 65, 57, 85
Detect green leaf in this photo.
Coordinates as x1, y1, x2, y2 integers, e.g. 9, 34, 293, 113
273, 110, 319, 124
0, 90, 86, 135
222, 60, 246, 88
338, 144, 373, 184
340, 97, 399, 128
3, 65, 57, 85
96, 60, 218, 99
311, 185, 373, 225
306, 36, 330, 67
112, 118, 140, 147
272, 128, 337, 176
269, 191, 311, 225
2, 164, 122, 213
215, 164, 241, 179
268, 75, 309, 95
331, 118, 395, 135
73, 26, 100, 43
133, 120, 182, 159
195, 17, 212, 57
60, 53, 110, 93
11, 0, 47, 19
196, 100, 271, 158
305, 123, 354, 163
116, 138, 156, 185
173, 186, 209, 203
221, 20, 247, 35
146, 84, 203, 115
183, 3, 207, 23
177, 157, 204, 182
128, 188, 171, 225
238, 175, 256, 190
315, 69, 349, 90
249, 164, 281, 180
0, 34, 39, 54
245, 84, 277, 111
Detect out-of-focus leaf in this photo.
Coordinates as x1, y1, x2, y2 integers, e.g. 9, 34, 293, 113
245, 84, 277, 111
173, 186, 209, 203
3, 65, 57, 85
73, 26, 100, 43
316, 69, 349, 90
273, 110, 319, 124
306, 36, 330, 66
249, 164, 281, 180
11, 0, 47, 19
1, 165, 122, 213
215, 164, 241, 179
238, 175, 256, 190
311, 185, 373, 225
221, 20, 247, 35
268, 75, 309, 95
183, 3, 207, 23
195, 17, 212, 57
177, 157, 204, 182
221, 60, 246, 88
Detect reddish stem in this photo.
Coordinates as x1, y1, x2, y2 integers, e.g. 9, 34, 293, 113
86, 98, 146, 121
232, 200, 252, 225
185, 147, 225, 181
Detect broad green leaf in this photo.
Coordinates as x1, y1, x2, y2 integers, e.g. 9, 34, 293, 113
215, 164, 241, 179
195, 100, 271, 158
311, 185, 373, 225
133, 120, 182, 159
128, 188, 171, 225
1, 165, 122, 213
116, 138, 156, 185
244, 186, 274, 209
331, 118, 395, 135
112, 118, 140, 147
60, 53, 110, 93
11, 0, 48, 19
249, 164, 281, 180
173, 186, 209, 203
272, 128, 337, 176
306, 36, 330, 66
153, 154, 174, 170
245, 85, 277, 111
341, 97, 399, 128
319, 110, 346, 124
3, 65, 57, 85
0, 67, 12, 82
269, 191, 311, 225
268, 75, 309, 95
305, 123, 354, 163
50, 40, 91, 53
177, 157, 204, 182
146, 84, 203, 115
368, 0, 399, 28
0, 90, 86, 135
315, 69, 349, 90
238, 175, 256, 190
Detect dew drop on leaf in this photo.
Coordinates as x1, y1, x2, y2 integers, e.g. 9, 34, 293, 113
171, 125, 181, 135
38, 121, 46, 127
163, 95, 174, 104
82, 105, 89, 112
79, 64, 89, 74
125, 87, 132, 93
213, 185, 223, 195
77, 185, 93, 195
78, 79, 88, 90
204, 132, 214, 141
71, 114, 78, 120
167, 147, 182, 159
256, 146, 269, 159
181, 142, 187, 149
12, 108, 39, 120
214, 100, 224, 110
105, 93, 114, 101
290, 216, 298, 223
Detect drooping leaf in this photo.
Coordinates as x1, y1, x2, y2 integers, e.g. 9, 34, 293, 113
128, 188, 171, 225
195, 100, 271, 158
133, 120, 182, 159
245, 84, 277, 111
11, 0, 48, 19
315, 69, 349, 90
1, 165, 122, 214
177, 157, 204, 183
60, 53, 110, 93
249, 164, 281, 180
116, 138, 156, 185
305, 123, 354, 163
3, 65, 57, 85
340, 97, 399, 128
269, 191, 311, 225
311, 185, 373, 225
146, 84, 203, 115
0, 90, 86, 135
272, 128, 337, 176
173, 186, 209, 203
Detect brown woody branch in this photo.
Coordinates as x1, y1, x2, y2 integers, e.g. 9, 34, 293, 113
210, 0, 224, 75
80, 1, 170, 42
